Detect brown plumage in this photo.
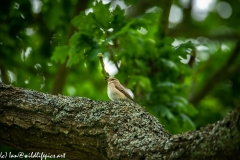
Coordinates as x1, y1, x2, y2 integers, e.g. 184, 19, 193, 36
107, 78, 135, 102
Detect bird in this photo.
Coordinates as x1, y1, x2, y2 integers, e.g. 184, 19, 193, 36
106, 77, 135, 102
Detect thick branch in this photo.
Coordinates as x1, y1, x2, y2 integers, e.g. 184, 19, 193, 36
127, 0, 156, 18
0, 83, 240, 160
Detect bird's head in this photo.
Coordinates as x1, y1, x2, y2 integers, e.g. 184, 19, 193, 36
106, 78, 119, 84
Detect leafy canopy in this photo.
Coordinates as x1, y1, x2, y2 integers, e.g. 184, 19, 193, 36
1, 0, 240, 134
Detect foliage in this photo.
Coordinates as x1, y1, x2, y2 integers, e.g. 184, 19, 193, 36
1, 0, 240, 138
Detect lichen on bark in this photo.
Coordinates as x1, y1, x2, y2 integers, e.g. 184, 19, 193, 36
0, 83, 240, 160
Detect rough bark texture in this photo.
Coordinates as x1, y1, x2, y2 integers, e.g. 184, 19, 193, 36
0, 83, 240, 160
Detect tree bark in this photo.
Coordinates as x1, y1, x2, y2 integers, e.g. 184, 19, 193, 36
0, 83, 240, 160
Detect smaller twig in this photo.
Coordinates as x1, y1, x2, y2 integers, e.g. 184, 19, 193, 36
188, 47, 196, 68
97, 53, 110, 80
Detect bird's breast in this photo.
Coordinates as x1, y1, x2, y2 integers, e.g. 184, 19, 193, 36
107, 83, 124, 101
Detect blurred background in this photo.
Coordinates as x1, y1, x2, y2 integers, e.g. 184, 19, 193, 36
1, 0, 240, 155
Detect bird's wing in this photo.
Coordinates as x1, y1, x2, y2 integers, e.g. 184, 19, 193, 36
114, 83, 135, 102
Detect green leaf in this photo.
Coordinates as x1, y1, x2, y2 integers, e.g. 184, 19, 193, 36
174, 95, 188, 104
85, 48, 100, 60
184, 104, 198, 116
71, 12, 95, 32
161, 58, 178, 69
93, 2, 112, 28
134, 59, 145, 68
66, 48, 82, 67
157, 81, 176, 88
129, 75, 152, 92
118, 33, 143, 56
175, 41, 195, 57
69, 32, 82, 45
51, 46, 70, 64
115, 21, 134, 36
158, 105, 175, 120
180, 113, 195, 131
173, 96, 198, 116
103, 35, 116, 45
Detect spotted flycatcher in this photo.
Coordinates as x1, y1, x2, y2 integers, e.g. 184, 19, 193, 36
106, 78, 135, 102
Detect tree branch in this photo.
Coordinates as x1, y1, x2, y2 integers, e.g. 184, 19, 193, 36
97, 53, 110, 79
0, 83, 240, 159
158, 0, 172, 38
127, 0, 156, 18
189, 39, 240, 105
51, 0, 89, 95
0, 62, 9, 84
